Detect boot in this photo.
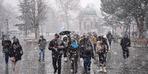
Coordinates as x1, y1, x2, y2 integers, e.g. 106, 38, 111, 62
54, 68, 57, 74
103, 67, 107, 72
99, 67, 103, 72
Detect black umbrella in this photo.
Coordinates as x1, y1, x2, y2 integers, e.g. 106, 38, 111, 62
59, 31, 71, 35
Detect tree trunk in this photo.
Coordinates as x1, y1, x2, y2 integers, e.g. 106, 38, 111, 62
135, 16, 145, 38
35, 24, 39, 39
25, 24, 28, 37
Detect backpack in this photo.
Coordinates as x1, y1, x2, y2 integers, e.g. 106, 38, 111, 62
96, 41, 105, 54
107, 34, 112, 41
71, 40, 79, 49
84, 39, 92, 52
92, 36, 97, 44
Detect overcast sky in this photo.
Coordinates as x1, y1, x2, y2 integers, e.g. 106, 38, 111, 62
3, 0, 101, 14
2, 0, 101, 31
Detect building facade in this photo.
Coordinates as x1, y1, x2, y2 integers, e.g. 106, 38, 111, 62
79, 5, 98, 33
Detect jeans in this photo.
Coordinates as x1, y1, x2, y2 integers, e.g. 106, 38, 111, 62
108, 40, 112, 49
93, 44, 96, 52
39, 49, 45, 61
83, 56, 91, 73
5, 53, 9, 64
52, 55, 62, 74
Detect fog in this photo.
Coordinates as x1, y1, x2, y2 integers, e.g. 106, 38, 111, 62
0, 0, 148, 74
0, 0, 103, 37
1, 0, 140, 39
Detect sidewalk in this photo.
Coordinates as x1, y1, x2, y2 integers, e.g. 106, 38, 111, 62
93, 42, 148, 74
0, 41, 147, 74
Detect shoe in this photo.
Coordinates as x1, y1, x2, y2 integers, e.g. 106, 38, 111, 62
99, 67, 103, 72
64, 57, 68, 62
87, 71, 90, 74
42, 60, 45, 62
54, 69, 57, 74
103, 67, 107, 72
13, 67, 15, 71
54, 70, 57, 74
6, 63, 8, 67
123, 59, 128, 65
38, 59, 41, 62
70, 69, 73, 72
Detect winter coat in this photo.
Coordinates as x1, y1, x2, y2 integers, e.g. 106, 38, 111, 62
91, 36, 97, 45
38, 38, 47, 49
2, 40, 12, 53
80, 38, 94, 58
96, 41, 106, 54
11, 42, 23, 62
102, 37, 109, 51
106, 33, 113, 41
120, 37, 131, 48
48, 39, 64, 57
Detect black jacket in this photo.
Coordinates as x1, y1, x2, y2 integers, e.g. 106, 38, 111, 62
80, 38, 94, 58
10, 42, 23, 61
102, 37, 109, 51
2, 40, 12, 53
106, 33, 113, 41
120, 37, 131, 48
38, 38, 47, 49
48, 39, 64, 57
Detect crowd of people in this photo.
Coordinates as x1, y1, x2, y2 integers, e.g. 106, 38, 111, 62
1, 31, 131, 74
1, 35, 23, 71
38, 31, 131, 74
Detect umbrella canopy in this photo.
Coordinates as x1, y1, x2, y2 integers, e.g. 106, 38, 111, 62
59, 31, 71, 35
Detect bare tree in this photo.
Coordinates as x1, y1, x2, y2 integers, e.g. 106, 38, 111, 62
0, 0, 13, 37
101, 0, 148, 38
19, 0, 47, 39
19, 0, 32, 36
56, 0, 80, 30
